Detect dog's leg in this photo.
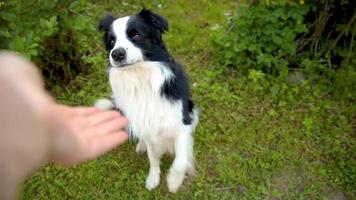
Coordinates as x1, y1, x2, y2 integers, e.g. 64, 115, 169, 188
167, 128, 195, 193
135, 140, 146, 154
145, 141, 161, 190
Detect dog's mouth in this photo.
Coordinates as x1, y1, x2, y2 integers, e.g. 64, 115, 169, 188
111, 62, 129, 68
110, 59, 143, 68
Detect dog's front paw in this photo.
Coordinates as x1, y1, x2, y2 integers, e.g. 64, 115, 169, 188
167, 169, 185, 193
95, 98, 115, 110
145, 172, 160, 190
136, 141, 147, 154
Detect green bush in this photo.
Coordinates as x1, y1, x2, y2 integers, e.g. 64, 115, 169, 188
212, 0, 356, 100
0, 0, 100, 84
213, 0, 309, 77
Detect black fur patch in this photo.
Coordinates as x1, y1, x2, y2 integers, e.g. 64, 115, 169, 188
99, 15, 116, 51
161, 62, 193, 125
138, 9, 168, 33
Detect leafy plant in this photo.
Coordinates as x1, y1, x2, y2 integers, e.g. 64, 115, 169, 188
212, 0, 356, 100
0, 0, 100, 84
213, 0, 309, 77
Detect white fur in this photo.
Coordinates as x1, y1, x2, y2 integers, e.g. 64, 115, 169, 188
110, 17, 144, 67
101, 61, 199, 192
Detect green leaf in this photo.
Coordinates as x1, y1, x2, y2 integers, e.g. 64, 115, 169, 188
29, 43, 39, 48
39, 18, 47, 28
0, 29, 10, 38
28, 48, 38, 56
49, 16, 58, 25
8, 37, 25, 52
8, 22, 16, 30
38, 0, 57, 9
69, 0, 81, 12
303, 116, 314, 136
0, 11, 17, 21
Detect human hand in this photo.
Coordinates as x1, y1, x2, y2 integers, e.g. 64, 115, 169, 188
47, 105, 128, 165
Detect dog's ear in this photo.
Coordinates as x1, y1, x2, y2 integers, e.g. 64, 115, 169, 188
99, 15, 115, 31
139, 9, 168, 33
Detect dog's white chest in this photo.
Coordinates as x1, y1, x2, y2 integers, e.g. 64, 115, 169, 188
109, 62, 182, 138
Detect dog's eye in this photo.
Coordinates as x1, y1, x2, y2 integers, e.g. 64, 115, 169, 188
132, 33, 141, 41
110, 39, 115, 46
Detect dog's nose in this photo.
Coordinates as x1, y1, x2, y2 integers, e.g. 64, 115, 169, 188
111, 48, 126, 62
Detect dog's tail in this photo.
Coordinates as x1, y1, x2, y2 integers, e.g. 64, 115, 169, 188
186, 106, 200, 176
190, 106, 200, 133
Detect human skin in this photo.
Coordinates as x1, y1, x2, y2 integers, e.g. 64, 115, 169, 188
0, 51, 128, 200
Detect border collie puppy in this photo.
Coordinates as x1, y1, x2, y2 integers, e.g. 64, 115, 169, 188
95, 9, 199, 193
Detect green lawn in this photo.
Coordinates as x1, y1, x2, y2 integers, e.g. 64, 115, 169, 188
22, 1, 355, 199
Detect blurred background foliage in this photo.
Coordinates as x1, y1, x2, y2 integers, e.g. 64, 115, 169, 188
213, 0, 356, 100
0, 0, 97, 84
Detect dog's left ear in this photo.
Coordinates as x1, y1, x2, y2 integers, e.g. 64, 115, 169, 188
139, 9, 168, 33
99, 15, 116, 32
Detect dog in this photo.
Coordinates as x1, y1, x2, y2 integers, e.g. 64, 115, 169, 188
95, 9, 199, 193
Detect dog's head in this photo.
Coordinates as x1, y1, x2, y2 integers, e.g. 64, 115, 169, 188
99, 9, 168, 67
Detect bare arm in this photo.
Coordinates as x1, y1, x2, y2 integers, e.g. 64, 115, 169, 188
0, 51, 128, 200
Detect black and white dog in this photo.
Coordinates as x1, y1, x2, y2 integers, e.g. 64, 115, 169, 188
95, 9, 199, 193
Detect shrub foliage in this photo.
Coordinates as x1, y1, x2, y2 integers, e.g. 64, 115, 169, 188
213, 0, 356, 100
0, 0, 98, 83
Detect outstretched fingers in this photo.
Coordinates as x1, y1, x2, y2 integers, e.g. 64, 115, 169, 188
87, 110, 125, 127
86, 131, 128, 160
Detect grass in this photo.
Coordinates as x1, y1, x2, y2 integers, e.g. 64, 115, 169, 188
21, 0, 355, 199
